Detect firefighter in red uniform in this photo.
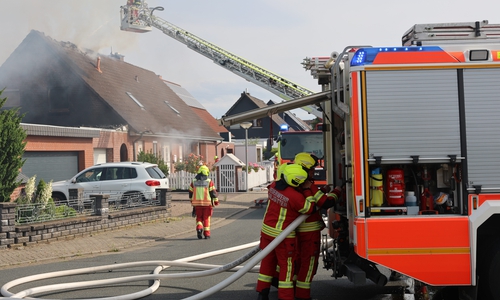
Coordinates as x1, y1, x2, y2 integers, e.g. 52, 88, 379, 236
189, 165, 218, 239
293, 152, 341, 300
256, 164, 317, 300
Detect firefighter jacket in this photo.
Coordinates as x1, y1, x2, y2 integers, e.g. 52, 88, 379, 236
296, 185, 340, 233
189, 174, 218, 207
261, 180, 316, 239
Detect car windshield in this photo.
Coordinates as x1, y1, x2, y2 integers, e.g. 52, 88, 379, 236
146, 166, 166, 179
279, 132, 324, 160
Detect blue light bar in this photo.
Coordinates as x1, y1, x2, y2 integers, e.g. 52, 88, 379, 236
280, 124, 289, 131
351, 46, 443, 66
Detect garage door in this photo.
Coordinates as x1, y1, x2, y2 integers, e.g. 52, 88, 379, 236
22, 152, 79, 183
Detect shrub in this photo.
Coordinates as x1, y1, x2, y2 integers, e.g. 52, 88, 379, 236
137, 150, 169, 175
174, 153, 203, 173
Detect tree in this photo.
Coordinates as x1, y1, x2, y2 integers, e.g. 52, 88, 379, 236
0, 90, 27, 202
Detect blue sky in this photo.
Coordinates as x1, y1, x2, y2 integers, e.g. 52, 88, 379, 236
0, 0, 498, 120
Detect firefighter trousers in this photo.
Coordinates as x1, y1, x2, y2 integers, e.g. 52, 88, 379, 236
194, 206, 213, 237
256, 234, 296, 300
295, 230, 321, 299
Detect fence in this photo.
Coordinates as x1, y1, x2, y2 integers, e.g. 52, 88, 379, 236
167, 164, 274, 191
167, 171, 217, 191
0, 189, 172, 249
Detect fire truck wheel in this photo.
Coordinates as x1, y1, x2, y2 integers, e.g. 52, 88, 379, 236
478, 239, 500, 300
431, 286, 458, 300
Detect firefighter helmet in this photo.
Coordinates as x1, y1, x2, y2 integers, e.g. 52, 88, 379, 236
198, 165, 210, 176
282, 164, 308, 187
294, 152, 318, 170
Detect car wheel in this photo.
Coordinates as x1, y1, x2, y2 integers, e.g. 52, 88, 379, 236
51, 193, 67, 206
120, 192, 143, 206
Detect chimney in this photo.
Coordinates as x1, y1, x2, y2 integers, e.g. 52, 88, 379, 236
96, 57, 102, 73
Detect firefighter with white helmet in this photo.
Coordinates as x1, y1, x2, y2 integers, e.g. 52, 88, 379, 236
256, 164, 318, 300
189, 165, 218, 239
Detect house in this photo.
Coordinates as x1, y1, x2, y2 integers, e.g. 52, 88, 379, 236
223, 91, 312, 140
163, 80, 234, 159
0, 30, 223, 182
222, 91, 312, 158
265, 99, 312, 131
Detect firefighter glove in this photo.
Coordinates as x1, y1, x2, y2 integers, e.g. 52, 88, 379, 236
320, 185, 332, 194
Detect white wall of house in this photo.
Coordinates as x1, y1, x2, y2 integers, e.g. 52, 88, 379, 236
234, 143, 262, 164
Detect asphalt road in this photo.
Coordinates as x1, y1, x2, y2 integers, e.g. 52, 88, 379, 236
0, 206, 410, 300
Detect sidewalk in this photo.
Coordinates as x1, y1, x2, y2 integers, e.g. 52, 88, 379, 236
0, 191, 268, 269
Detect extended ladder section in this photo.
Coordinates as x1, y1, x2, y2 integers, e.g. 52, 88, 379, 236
120, 2, 323, 118
402, 20, 500, 46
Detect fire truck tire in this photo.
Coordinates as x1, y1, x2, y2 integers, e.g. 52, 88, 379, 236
431, 287, 458, 300
478, 239, 500, 300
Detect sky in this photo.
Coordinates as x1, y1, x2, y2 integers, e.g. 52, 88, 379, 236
0, 0, 498, 121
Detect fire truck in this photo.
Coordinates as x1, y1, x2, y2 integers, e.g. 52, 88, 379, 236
275, 125, 327, 185
222, 20, 500, 300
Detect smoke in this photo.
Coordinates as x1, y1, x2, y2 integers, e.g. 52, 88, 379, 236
0, 0, 140, 65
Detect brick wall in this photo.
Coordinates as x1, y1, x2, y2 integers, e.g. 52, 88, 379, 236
0, 189, 171, 249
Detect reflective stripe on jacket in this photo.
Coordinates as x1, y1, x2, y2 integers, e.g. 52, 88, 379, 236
261, 181, 315, 238
190, 178, 214, 206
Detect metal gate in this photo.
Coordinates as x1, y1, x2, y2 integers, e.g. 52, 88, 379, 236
218, 164, 236, 193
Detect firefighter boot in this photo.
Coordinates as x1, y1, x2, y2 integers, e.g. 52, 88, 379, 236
256, 288, 270, 300
197, 229, 203, 239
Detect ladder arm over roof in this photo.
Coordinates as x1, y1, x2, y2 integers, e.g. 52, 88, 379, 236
121, 2, 323, 118
219, 91, 330, 127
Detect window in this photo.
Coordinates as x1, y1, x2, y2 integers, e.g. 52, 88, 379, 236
126, 92, 145, 109
164, 101, 180, 116
253, 119, 263, 127
146, 166, 166, 179
76, 168, 104, 182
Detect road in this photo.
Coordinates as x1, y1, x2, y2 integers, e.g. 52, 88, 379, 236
0, 207, 411, 300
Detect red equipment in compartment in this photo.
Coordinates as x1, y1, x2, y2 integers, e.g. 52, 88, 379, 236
386, 168, 405, 206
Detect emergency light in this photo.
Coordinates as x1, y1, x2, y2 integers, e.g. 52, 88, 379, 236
351, 46, 443, 66
280, 124, 289, 131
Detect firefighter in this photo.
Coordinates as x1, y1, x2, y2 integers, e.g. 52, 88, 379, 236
256, 164, 318, 300
189, 165, 218, 239
293, 152, 341, 300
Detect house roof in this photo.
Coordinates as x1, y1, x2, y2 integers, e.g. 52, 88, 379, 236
213, 153, 245, 167
11, 30, 222, 141
266, 100, 311, 131
163, 80, 228, 134
225, 91, 291, 129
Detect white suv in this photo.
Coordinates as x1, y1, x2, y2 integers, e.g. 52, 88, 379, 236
51, 162, 169, 204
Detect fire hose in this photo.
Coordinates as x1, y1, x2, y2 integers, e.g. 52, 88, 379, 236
0, 214, 309, 300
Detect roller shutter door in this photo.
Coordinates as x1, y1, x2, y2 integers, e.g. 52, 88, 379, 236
366, 69, 461, 159
94, 148, 107, 164
464, 68, 500, 189
22, 152, 78, 183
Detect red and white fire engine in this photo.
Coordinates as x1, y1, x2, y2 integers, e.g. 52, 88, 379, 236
223, 20, 500, 300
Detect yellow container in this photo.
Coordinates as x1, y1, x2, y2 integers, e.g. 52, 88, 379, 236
370, 174, 384, 207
